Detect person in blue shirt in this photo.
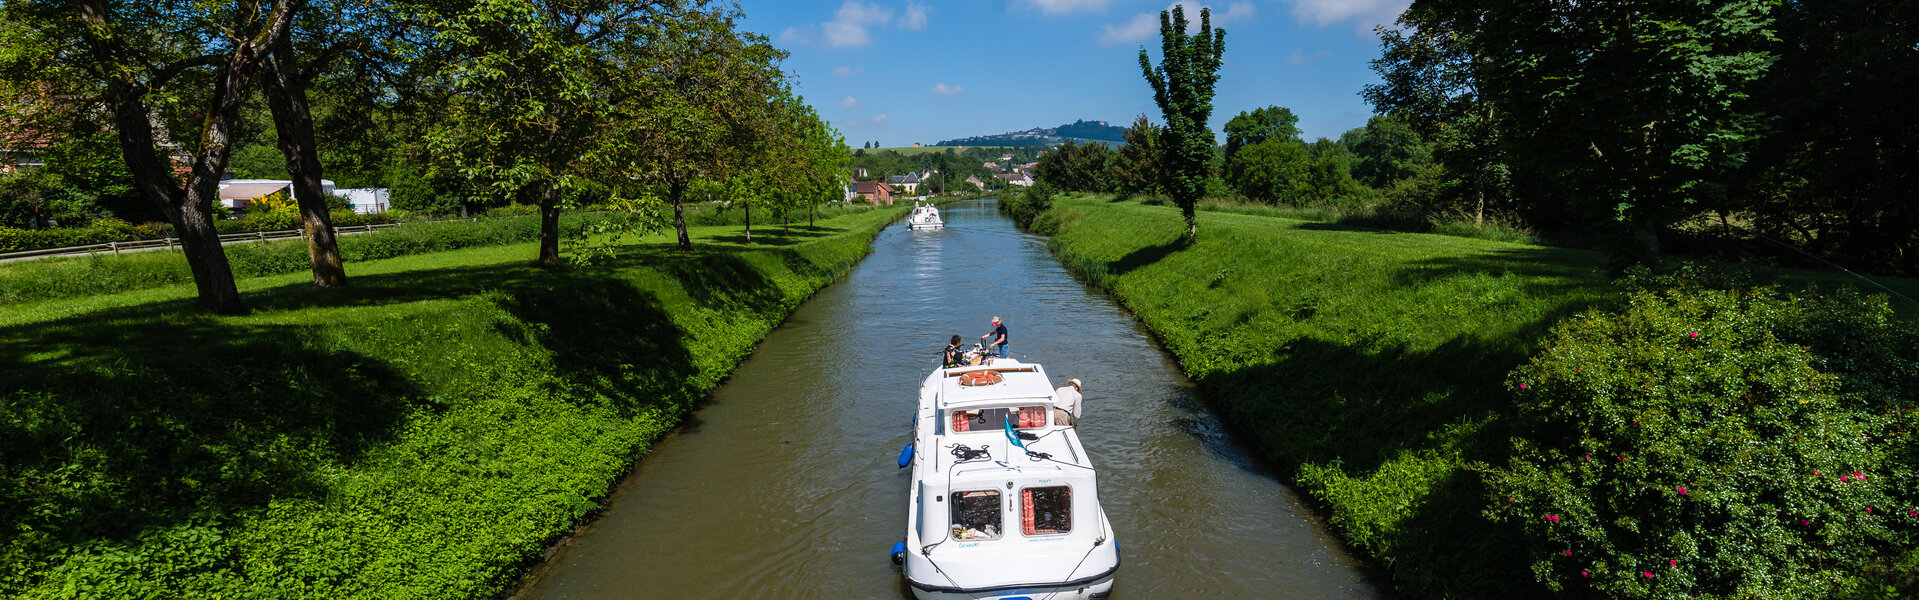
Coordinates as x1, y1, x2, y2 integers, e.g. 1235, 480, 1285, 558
980, 316, 1008, 359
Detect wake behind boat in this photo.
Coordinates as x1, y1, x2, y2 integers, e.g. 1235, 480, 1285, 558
894, 356, 1119, 599
908, 202, 944, 229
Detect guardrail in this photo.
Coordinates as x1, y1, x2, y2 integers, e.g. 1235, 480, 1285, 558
0, 222, 409, 262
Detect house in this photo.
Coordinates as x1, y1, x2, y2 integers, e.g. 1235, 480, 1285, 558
217, 178, 340, 212
963, 175, 985, 190
982, 161, 999, 171
994, 172, 1034, 187
336, 188, 390, 214
854, 167, 869, 178
854, 180, 894, 205
886, 172, 922, 194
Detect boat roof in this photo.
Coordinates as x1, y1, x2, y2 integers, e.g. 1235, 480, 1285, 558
931, 360, 1056, 409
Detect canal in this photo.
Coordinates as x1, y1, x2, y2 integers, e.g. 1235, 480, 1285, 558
512, 198, 1384, 599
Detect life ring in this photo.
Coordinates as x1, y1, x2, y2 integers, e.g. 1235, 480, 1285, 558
958, 370, 1003, 386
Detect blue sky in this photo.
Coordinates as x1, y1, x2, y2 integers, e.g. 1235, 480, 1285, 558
735, 0, 1411, 147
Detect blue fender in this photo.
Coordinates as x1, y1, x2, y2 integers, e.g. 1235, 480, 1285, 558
897, 442, 914, 468
891, 541, 907, 566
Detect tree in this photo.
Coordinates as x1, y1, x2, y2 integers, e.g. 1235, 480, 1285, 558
2, 0, 299, 313
420, 0, 676, 266
1138, 4, 1224, 242
1108, 116, 1161, 198
1344, 114, 1434, 189
1365, 10, 1509, 226
601, 6, 788, 251
1221, 106, 1300, 169
1226, 137, 1310, 204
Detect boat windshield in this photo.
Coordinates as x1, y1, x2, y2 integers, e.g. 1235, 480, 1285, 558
951, 490, 1002, 540
1022, 486, 1072, 535
949, 406, 1048, 433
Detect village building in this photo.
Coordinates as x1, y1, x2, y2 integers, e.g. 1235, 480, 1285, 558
854, 180, 894, 205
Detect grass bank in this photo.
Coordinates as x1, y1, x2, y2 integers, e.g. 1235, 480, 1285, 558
1034, 194, 1919, 597
1040, 194, 1618, 597
0, 205, 905, 598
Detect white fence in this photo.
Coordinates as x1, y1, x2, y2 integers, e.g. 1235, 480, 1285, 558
0, 223, 403, 262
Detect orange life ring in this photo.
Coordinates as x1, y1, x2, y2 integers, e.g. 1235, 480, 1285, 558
958, 370, 1003, 386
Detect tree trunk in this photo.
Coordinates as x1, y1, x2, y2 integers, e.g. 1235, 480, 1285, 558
671, 177, 691, 250
1631, 214, 1664, 271
262, 48, 345, 287
809, 203, 815, 228
744, 202, 751, 242
537, 182, 561, 267
781, 208, 789, 236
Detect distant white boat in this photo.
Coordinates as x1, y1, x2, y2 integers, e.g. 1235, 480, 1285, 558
894, 356, 1119, 600
908, 203, 944, 229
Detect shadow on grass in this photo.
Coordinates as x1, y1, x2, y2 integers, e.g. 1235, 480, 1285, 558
0, 313, 424, 572
1183, 248, 1613, 598
0, 236, 843, 589
1108, 239, 1186, 277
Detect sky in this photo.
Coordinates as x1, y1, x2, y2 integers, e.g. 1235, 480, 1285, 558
735, 0, 1411, 147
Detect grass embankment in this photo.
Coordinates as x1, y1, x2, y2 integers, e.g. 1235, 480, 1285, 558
0, 205, 904, 598
1040, 194, 1615, 597
1033, 194, 1919, 597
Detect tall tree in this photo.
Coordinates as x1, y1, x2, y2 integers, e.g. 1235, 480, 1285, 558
1, 0, 299, 313
602, 5, 787, 251
420, 0, 674, 266
258, 0, 382, 287
1138, 4, 1224, 242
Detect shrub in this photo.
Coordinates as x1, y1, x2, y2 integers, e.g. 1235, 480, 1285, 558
997, 183, 1055, 230
1487, 283, 1919, 599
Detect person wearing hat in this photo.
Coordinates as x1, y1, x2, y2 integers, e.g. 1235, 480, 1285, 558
1054, 379, 1084, 427
980, 316, 1009, 359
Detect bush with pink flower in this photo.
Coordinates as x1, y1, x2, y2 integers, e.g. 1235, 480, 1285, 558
1485, 281, 1919, 599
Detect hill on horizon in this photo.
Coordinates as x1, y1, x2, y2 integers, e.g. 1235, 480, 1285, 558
935, 119, 1126, 148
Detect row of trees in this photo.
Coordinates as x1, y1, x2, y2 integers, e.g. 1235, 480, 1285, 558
0, 0, 850, 313
1051, 2, 1915, 276
1370, 0, 1919, 273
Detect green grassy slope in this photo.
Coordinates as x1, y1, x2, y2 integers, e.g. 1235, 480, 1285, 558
1043, 195, 1617, 597
0, 207, 904, 598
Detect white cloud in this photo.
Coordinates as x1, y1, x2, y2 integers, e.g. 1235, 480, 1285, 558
1098, 13, 1158, 45
900, 1, 929, 30
832, 65, 864, 77
824, 1, 896, 47
779, 26, 811, 45
842, 96, 861, 108
1281, 0, 1410, 34
841, 113, 889, 128
1019, 0, 1113, 15
932, 83, 964, 95
1286, 49, 1331, 65
1099, 2, 1256, 46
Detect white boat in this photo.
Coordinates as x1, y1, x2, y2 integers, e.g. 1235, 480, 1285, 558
894, 357, 1119, 600
908, 203, 944, 229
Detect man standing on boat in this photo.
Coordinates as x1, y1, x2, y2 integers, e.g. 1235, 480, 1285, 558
981, 316, 1009, 359
942, 335, 967, 368
1054, 379, 1083, 427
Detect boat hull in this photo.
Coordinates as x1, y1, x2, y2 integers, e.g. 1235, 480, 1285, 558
908, 571, 1116, 600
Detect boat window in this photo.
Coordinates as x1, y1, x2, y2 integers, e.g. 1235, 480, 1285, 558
1022, 486, 1072, 536
950, 490, 1002, 540
948, 406, 1049, 433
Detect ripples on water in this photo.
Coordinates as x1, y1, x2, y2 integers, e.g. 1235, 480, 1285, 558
513, 199, 1385, 599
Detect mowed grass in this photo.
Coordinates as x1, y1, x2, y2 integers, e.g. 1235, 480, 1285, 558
1041, 195, 1919, 597
0, 207, 905, 598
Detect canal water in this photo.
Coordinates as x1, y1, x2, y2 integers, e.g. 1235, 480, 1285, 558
512, 198, 1384, 599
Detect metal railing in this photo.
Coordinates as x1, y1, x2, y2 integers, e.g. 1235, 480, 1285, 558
0, 222, 405, 262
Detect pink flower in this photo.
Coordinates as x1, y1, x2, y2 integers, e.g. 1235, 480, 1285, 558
1581, 570, 1590, 578
1584, 454, 1592, 460
1814, 470, 1822, 475
1853, 471, 1865, 480
1842, 475, 1851, 482
1544, 514, 1561, 523
1576, 367, 1583, 372
1669, 560, 1678, 566
1801, 520, 1811, 526
1867, 507, 1874, 514
1677, 487, 1688, 495
1908, 510, 1916, 517
1688, 332, 1699, 339
1632, 420, 1640, 426
1644, 571, 1655, 578
1617, 456, 1626, 461
1562, 550, 1573, 556
1520, 383, 1528, 390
